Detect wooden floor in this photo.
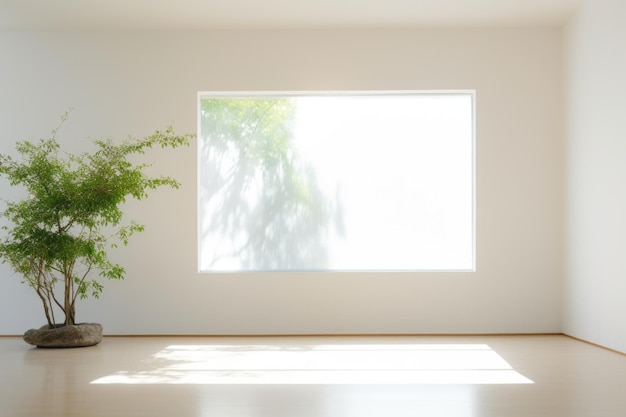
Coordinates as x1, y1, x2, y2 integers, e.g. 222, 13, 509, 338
1, 334, 625, 417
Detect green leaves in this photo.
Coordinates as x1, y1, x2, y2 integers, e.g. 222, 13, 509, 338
0, 114, 194, 326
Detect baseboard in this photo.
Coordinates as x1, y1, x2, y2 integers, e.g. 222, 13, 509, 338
563, 333, 626, 356
4, 332, 622, 356
0, 332, 568, 340
101, 332, 562, 338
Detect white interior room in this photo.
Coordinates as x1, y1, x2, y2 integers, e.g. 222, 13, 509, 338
0, 0, 624, 356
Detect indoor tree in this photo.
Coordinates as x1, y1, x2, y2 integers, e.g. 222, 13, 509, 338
0, 113, 193, 328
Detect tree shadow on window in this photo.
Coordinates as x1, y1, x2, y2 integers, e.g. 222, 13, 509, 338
199, 98, 343, 271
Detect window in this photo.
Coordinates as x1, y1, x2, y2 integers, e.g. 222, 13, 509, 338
198, 91, 475, 272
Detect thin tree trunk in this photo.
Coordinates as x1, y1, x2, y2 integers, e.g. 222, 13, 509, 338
35, 286, 54, 327
32, 258, 55, 327
64, 265, 74, 326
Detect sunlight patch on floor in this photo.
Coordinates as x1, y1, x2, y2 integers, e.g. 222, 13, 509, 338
91, 343, 533, 385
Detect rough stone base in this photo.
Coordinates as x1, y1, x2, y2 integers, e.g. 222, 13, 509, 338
23, 323, 103, 348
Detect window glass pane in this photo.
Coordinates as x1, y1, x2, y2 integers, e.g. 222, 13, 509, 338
198, 92, 474, 271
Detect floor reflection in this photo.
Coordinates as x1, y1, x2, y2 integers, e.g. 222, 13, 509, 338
91, 343, 533, 385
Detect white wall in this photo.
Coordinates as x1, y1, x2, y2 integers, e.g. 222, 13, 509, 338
0, 28, 564, 335
564, 0, 626, 353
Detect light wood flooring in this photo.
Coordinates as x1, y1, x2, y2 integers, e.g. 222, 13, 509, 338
1, 334, 625, 417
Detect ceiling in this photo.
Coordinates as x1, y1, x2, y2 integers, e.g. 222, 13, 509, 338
0, 0, 581, 31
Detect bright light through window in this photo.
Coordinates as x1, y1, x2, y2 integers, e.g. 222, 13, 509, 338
91, 343, 532, 385
198, 91, 475, 271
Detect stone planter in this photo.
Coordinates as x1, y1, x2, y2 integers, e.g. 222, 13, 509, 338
23, 323, 103, 348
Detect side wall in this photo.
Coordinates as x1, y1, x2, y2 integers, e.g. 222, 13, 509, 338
0, 28, 564, 335
564, 0, 626, 353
